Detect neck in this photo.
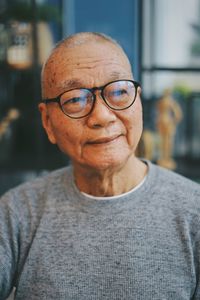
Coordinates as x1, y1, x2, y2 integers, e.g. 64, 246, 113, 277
73, 156, 148, 197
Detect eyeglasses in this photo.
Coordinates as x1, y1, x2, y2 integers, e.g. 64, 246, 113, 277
41, 79, 140, 119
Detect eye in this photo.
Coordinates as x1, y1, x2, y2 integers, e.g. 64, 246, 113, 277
62, 97, 83, 106
110, 89, 128, 97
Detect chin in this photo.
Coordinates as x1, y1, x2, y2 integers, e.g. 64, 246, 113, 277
82, 152, 132, 172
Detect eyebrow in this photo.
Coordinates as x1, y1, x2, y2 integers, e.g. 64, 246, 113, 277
109, 71, 126, 81
59, 79, 84, 90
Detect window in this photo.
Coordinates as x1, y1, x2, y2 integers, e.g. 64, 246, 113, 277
141, 0, 200, 180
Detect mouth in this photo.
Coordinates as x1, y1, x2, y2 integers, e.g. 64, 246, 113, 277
87, 135, 122, 145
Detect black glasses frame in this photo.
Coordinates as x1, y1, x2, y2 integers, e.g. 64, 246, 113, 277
41, 79, 140, 119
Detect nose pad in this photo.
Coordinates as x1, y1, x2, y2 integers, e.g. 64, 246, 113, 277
86, 91, 117, 128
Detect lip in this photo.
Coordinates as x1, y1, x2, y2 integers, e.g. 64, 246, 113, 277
87, 135, 121, 145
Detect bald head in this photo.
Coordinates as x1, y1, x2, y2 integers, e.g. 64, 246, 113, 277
54, 32, 122, 49
41, 32, 133, 99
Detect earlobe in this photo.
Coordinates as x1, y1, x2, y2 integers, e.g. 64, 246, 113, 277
136, 87, 142, 104
138, 86, 142, 96
38, 103, 57, 144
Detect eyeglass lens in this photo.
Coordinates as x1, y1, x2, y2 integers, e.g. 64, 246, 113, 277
60, 80, 137, 118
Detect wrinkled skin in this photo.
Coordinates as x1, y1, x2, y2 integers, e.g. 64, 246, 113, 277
39, 40, 147, 196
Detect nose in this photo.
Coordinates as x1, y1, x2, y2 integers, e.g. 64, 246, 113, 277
86, 93, 117, 128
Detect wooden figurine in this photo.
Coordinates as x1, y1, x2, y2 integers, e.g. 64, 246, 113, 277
156, 89, 183, 170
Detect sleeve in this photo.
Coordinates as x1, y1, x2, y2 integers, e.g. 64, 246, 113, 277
0, 192, 20, 299
192, 221, 200, 299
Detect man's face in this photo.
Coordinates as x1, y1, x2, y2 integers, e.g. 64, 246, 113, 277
39, 41, 143, 172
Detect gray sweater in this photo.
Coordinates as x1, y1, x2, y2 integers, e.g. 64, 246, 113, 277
1, 161, 200, 300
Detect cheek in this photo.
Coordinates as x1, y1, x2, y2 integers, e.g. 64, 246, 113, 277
124, 102, 143, 148
51, 117, 84, 156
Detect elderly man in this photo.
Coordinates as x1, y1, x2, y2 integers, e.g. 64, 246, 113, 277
1, 32, 200, 300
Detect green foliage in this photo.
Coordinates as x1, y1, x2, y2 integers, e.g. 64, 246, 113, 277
5, 2, 60, 22
191, 42, 200, 57
173, 84, 192, 99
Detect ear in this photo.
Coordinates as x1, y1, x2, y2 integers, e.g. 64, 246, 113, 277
137, 86, 142, 96
38, 103, 57, 144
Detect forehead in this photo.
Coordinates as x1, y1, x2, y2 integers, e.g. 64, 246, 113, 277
55, 41, 128, 64
42, 41, 133, 96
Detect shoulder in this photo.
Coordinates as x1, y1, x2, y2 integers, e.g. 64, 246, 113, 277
0, 166, 72, 218
1, 166, 70, 194
146, 161, 200, 212
150, 162, 200, 191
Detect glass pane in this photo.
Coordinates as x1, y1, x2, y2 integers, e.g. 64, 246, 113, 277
143, 0, 200, 67
142, 71, 200, 97
71, 0, 140, 79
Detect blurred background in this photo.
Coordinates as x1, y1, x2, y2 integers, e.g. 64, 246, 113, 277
0, 0, 200, 196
